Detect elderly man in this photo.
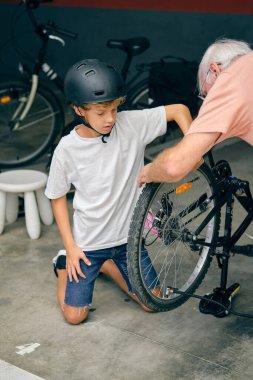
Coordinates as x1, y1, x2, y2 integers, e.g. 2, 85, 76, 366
138, 38, 253, 187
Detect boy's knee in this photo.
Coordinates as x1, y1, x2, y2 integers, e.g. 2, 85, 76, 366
63, 305, 89, 325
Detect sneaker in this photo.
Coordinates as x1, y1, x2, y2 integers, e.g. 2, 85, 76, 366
52, 249, 66, 277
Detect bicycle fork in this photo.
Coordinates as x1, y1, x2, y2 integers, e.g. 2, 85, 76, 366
10, 74, 39, 131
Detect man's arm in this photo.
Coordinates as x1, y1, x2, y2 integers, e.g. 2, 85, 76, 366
51, 195, 91, 282
164, 104, 192, 135
138, 132, 221, 186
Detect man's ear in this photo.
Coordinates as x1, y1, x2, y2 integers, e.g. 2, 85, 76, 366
209, 62, 222, 75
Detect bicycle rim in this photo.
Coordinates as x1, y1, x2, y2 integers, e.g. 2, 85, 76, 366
127, 79, 154, 109
0, 82, 63, 167
127, 164, 220, 312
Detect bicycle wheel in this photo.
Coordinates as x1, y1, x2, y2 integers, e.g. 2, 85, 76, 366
127, 79, 154, 109
127, 163, 220, 312
0, 81, 64, 168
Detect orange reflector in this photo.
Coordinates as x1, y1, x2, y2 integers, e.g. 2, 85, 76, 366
0, 95, 11, 104
176, 182, 192, 194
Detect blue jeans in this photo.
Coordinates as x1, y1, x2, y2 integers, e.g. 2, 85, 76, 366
64, 243, 158, 307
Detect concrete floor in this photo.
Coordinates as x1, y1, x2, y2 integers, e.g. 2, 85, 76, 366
0, 139, 253, 380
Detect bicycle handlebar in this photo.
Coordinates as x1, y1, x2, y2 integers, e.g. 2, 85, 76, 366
23, 0, 53, 9
45, 22, 78, 40
22, 0, 78, 41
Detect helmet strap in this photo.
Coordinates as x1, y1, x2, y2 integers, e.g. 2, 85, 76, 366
71, 107, 112, 143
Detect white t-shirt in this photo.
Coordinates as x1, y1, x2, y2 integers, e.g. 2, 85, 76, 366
45, 106, 166, 250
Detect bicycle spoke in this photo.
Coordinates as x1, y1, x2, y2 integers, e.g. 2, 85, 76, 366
0, 82, 63, 167
17, 110, 59, 130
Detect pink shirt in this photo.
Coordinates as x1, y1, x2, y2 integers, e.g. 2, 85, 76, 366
186, 52, 253, 146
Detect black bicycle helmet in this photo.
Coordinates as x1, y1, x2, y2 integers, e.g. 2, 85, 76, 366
64, 58, 126, 106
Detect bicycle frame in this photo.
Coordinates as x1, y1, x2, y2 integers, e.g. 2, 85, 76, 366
184, 158, 253, 291
9, 5, 73, 129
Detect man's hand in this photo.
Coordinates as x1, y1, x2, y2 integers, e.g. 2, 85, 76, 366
138, 163, 153, 187
66, 244, 91, 283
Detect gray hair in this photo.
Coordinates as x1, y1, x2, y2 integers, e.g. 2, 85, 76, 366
198, 38, 252, 95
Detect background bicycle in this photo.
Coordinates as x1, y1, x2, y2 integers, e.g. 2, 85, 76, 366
0, 0, 145, 168
0, 0, 200, 170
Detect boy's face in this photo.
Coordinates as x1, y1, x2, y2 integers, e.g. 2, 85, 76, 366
74, 101, 119, 136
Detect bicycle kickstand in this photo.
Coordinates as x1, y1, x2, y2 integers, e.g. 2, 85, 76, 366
199, 190, 241, 318
199, 249, 240, 318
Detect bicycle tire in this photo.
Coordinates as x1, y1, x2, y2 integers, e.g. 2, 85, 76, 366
0, 80, 64, 168
127, 163, 220, 312
127, 79, 154, 109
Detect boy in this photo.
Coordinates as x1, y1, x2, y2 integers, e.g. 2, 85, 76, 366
45, 59, 192, 324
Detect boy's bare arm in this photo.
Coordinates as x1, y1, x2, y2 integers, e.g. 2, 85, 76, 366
164, 104, 192, 135
51, 196, 91, 282
51, 196, 75, 251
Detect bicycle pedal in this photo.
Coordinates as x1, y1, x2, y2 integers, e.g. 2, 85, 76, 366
199, 287, 231, 318
225, 282, 240, 299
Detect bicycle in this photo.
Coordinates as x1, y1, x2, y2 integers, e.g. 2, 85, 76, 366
0, 0, 154, 169
127, 152, 253, 318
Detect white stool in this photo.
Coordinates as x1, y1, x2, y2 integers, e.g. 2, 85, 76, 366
0, 169, 53, 239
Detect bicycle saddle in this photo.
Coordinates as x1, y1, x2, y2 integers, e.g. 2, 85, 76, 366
107, 37, 150, 56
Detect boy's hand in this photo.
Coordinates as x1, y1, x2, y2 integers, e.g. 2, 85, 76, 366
66, 245, 91, 283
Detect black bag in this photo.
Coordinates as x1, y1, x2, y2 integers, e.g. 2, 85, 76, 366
149, 56, 200, 116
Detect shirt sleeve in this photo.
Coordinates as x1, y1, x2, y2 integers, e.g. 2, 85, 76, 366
186, 72, 248, 140
122, 106, 167, 145
45, 148, 71, 199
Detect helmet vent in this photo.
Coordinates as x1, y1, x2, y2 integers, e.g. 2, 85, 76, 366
77, 63, 87, 70
85, 70, 95, 77
94, 91, 105, 96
